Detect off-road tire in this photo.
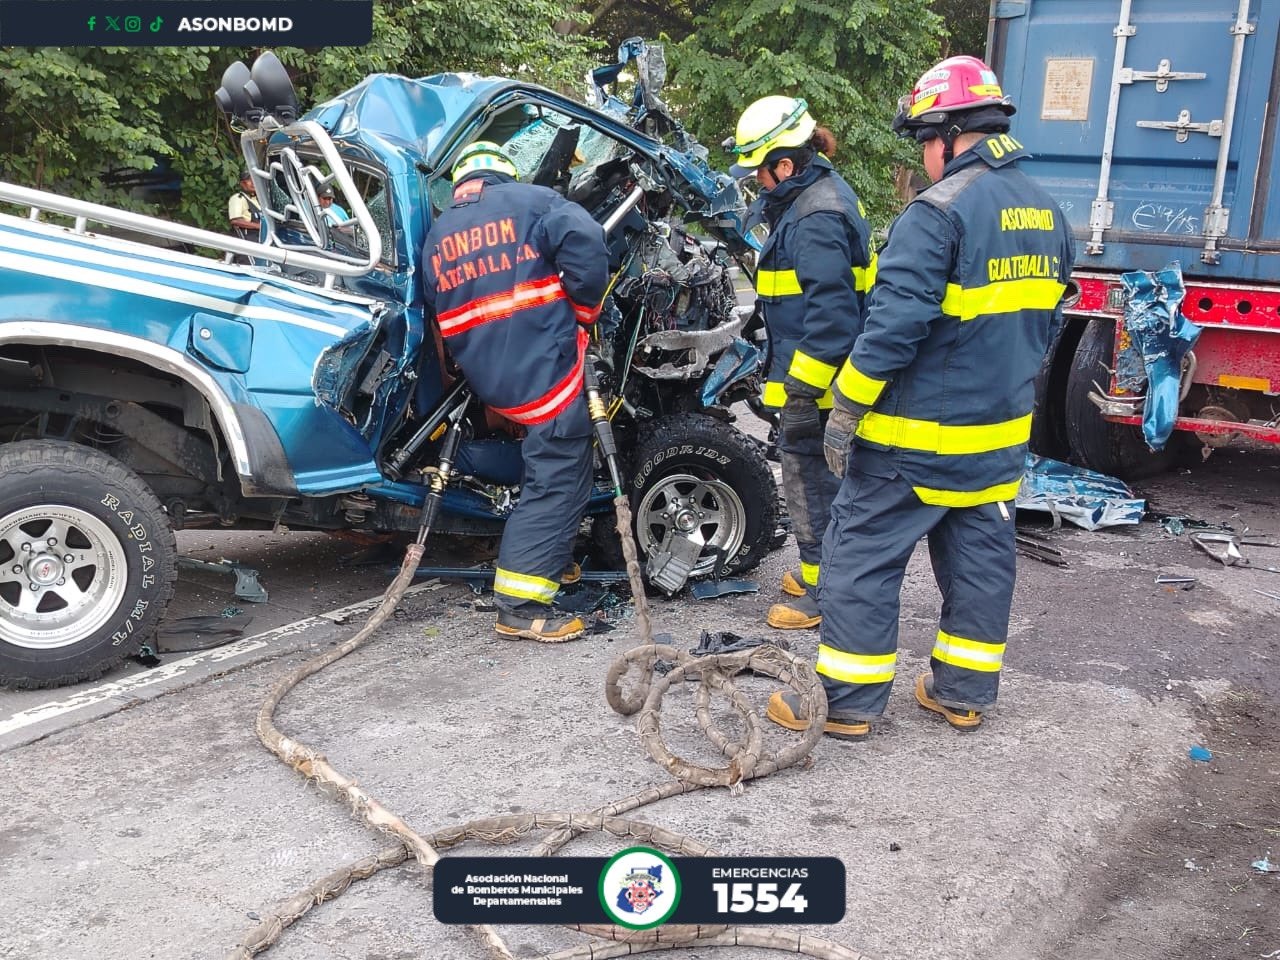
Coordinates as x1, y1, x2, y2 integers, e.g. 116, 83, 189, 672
591, 413, 780, 580
0, 440, 177, 689
1065, 318, 1178, 480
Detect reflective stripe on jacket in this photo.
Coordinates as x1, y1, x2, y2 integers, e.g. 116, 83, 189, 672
422, 173, 607, 425
754, 157, 873, 409
834, 134, 1076, 506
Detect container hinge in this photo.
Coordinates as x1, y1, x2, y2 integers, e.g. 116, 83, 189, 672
1201, 206, 1231, 264
1118, 59, 1206, 93
1086, 200, 1114, 255
1136, 109, 1223, 144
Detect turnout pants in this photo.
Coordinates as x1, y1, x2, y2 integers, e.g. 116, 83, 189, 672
778, 416, 842, 590
493, 394, 593, 613
817, 448, 1015, 720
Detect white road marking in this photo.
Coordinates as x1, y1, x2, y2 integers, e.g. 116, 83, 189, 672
0, 581, 443, 738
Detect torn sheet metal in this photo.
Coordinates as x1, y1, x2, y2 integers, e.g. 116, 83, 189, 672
1190, 532, 1280, 573
632, 314, 745, 380
689, 579, 759, 599
700, 336, 761, 406
1119, 262, 1203, 451
1016, 454, 1145, 530
176, 557, 269, 602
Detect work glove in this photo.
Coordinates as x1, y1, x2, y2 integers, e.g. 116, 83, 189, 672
780, 376, 824, 442
823, 394, 870, 477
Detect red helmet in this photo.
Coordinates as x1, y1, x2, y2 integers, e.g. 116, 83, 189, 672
893, 55, 1015, 139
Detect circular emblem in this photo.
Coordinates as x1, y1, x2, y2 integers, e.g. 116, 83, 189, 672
29, 556, 61, 584
598, 846, 681, 930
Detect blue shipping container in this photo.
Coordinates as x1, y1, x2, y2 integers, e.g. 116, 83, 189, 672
989, 0, 1278, 282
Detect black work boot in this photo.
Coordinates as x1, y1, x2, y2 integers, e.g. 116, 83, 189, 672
495, 607, 585, 643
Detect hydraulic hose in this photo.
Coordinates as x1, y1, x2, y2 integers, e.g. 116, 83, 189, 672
228, 373, 861, 960
583, 348, 653, 648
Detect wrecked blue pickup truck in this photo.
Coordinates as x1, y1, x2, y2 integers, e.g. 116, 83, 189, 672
0, 44, 780, 688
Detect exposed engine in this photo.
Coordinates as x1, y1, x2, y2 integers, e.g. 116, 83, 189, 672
609, 221, 744, 381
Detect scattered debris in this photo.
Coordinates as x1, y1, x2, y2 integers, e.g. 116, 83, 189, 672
690, 579, 759, 600
1252, 857, 1280, 874
556, 584, 627, 616
1191, 532, 1280, 574
1188, 746, 1213, 762
1184, 858, 1199, 871
691, 630, 788, 657
1017, 455, 1145, 530
645, 530, 705, 596
1149, 510, 1235, 536
1156, 574, 1197, 590
132, 610, 256, 665
1016, 532, 1068, 567
176, 556, 269, 602
1255, 589, 1280, 602
888, 842, 902, 853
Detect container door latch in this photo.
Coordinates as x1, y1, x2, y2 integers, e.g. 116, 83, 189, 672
1136, 109, 1223, 144
1119, 59, 1205, 93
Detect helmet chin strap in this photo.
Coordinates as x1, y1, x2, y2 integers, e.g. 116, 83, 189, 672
941, 122, 963, 164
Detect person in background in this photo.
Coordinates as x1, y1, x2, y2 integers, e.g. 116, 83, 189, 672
227, 169, 261, 266
725, 96, 874, 632
421, 141, 608, 642
319, 183, 349, 224
768, 55, 1075, 741
227, 169, 261, 241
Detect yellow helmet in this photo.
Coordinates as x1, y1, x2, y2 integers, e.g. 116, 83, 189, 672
452, 141, 518, 183
728, 96, 816, 177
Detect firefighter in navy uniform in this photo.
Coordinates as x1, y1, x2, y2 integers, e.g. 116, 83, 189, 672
422, 141, 608, 642
766, 56, 1075, 739
727, 96, 874, 630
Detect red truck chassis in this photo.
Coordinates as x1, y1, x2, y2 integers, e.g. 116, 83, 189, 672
1070, 271, 1280, 446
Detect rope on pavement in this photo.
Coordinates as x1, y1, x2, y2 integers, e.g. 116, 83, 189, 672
226, 507, 861, 960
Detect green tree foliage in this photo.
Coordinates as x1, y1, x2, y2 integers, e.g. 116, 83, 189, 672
932, 0, 989, 57
0, 47, 218, 201
666, 0, 945, 223
0, 0, 595, 232
568, 0, 705, 48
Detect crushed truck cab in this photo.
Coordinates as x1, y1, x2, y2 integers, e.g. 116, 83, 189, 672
0, 45, 780, 689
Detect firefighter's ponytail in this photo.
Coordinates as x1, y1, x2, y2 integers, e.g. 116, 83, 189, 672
811, 127, 837, 159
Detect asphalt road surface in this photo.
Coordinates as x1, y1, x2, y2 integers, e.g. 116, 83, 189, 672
1, 442, 1277, 960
